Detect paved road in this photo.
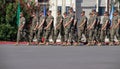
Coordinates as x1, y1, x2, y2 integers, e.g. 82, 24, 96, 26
0, 45, 120, 69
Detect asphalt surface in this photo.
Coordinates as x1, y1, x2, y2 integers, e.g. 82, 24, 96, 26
0, 44, 120, 69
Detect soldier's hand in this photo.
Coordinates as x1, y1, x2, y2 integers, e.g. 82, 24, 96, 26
18, 28, 21, 31
89, 27, 92, 30
101, 28, 104, 30
44, 27, 47, 30
110, 26, 112, 29
34, 28, 36, 31
64, 24, 67, 27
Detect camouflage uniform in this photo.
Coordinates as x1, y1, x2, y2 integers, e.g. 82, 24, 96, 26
37, 15, 46, 43
17, 17, 26, 43
100, 16, 110, 43
54, 15, 64, 43
72, 18, 79, 43
45, 15, 54, 43
95, 16, 101, 42
67, 12, 75, 43
110, 15, 120, 42
87, 15, 96, 43
78, 15, 87, 42
29, 16, 38, 43
63, 16, 69, 42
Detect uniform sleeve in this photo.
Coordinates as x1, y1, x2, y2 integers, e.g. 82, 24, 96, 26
51, 16, 54, 21
84, 16, 87, 22
70, 14, 74, 20
43, 16, 46, 20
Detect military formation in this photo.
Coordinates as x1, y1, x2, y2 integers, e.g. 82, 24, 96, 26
16, 7, 120, 46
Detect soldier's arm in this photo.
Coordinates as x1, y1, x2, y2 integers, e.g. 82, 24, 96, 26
90, 18, 96, 29
115, 18, 120, 29
19, 18, 25, 31
87, 19, 90, 29
73, 19, 77, 26
38, 19, 45, 29
102, 20, 108, 30
65, 17, 73, 27
46, 19, 53, 29
34, 21, 38, 30
56, 18, 63, 29
79, 18, 86, 28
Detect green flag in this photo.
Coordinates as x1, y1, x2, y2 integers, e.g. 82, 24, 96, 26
16, 2, 20, 26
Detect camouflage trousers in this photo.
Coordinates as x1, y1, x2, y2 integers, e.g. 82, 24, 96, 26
94, 28, 101, 42
78, 28, 86, 42
44, 28, 54, 42
110, 28, 120, 42
64, 27, 78, 43
54, 28, 65, 43
29, 30, 37, 43
17, 29, 29, 43
64, 28, 71, 42
37, 28, 46, 42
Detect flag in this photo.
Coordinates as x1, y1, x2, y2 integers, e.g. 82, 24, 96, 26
109, 4, 114, 26
16, 2, 21, 26
43, 6, 46, 16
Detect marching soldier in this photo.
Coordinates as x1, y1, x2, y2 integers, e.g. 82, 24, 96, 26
78, 11, 87, 44
44, 10, 54, 45
87, 10, 97, 46
63, 12, 69, 45
86, 13, 92, 43
72, 12, 79, 45
37, 11, 46, 45
99, 12, 110, 45
64, 7, 75, 45
28, 12, 38, 45
95, 12, 101, 43
110, 10, 120, 45
54, 11, 64, 45
16, 12, 26, 45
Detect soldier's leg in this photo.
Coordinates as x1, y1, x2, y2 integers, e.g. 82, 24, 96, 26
61, 31, 65, 43
44, 30, 51, 44
37, 29, 41, 43
116, 28, 120, 41
98, 29, 101, 42
110, 29, 115, 45
65, 28, 69, 42
37, 29, 44, 43
78, 29, 83, 42
16, 30, 21, 44
85, 29, 89, 43
60, 28, 65, 45
40, 29, 45, 42
114, 28, 120, 45
54, 29, 60, 43
51, 29, 55, 43
73, 29, 78, 45
29, 30, 34, 44
74, 29, 78, 42
25, 29, 30, 42
93, 29, 97, 42
69, 28, 72, 43
100, 30, 106, 45
87, 29, 94, 45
